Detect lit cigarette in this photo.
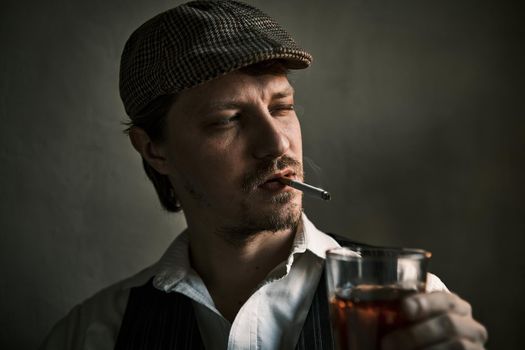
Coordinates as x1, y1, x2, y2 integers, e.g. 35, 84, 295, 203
279, 178, 331, 201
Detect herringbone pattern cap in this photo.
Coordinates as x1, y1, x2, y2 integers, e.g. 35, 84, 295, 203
120, 0, 312, 118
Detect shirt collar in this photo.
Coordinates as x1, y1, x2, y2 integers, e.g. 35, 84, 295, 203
152, 229, 196, 292
278, 213, 340, 275
136, 213, 341, 293
117, 229, 193, 291
300, 213, 341, 259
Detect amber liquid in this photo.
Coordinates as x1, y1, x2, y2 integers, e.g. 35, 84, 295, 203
330, 286, 416, 350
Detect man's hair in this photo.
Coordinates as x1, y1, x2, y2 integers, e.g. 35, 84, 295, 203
125, 59, 290, 212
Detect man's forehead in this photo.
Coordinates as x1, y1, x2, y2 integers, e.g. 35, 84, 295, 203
175, 72, 294, 114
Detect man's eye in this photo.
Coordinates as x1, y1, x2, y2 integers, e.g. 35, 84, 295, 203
270, 104, 295, 115
213, 114, 241, 127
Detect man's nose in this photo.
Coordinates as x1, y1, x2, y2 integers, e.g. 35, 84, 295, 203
250, 112, 290, 160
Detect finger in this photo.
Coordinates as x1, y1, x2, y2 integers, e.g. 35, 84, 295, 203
422, 338, 486, 350
403, 292, 472, 321
382, 313, 488, 350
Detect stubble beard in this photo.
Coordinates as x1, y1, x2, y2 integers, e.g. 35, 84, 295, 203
216, 156, 304, 245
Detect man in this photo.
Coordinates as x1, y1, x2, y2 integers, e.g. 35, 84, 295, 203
41, 1, 487, 349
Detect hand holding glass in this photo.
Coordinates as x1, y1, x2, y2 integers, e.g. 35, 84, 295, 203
326, 246, 431, 350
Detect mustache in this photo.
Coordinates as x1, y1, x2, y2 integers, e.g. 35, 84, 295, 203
241, 155, 304, 193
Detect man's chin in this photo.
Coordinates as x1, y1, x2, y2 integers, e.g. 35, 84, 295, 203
256, 204, 302, 232
255, 192, 303, 230
217, 199, 303, 244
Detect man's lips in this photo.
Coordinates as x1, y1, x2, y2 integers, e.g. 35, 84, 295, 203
256, 169, 297, 192
260, 169, 296, 186
241, 156, 303, 193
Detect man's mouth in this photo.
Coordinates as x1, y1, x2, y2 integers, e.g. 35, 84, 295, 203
241, 155, 303, 193
263, 169, 296, 183
258, 169, 296, 191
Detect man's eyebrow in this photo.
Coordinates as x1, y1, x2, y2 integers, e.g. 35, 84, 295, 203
203, 86, 295, 112
271, 86, 295, 100
205, 101, 242, 111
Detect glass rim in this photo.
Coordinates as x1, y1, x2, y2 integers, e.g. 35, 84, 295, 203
326, 246, 432, 261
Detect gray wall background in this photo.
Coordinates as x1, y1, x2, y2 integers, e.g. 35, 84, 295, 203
1, 0, 523, 348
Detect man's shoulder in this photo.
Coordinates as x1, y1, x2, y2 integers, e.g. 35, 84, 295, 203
78, 264, 157, 317
40, 265, 156, 350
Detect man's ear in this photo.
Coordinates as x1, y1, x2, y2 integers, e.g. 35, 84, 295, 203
128, 126, 170, 175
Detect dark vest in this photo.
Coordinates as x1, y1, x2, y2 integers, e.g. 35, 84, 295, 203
115, 235, 365, 349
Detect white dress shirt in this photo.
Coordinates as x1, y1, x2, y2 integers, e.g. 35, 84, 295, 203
40, 214, 447, 350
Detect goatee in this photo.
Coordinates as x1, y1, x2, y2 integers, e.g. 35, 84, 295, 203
217, 155, 304, 245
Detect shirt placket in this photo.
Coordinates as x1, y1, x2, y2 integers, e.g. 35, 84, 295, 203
227, 287, 262, 350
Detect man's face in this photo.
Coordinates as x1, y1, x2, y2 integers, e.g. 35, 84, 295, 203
160, 70, 304, 237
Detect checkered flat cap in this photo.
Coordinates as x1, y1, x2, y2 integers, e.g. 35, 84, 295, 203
120, 0, 312, 118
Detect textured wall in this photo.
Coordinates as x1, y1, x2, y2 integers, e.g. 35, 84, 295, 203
0, 0, 523, 348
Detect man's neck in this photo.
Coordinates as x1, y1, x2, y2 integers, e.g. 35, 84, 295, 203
187, 223, 298, 322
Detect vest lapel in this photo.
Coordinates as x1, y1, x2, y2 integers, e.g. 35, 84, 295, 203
114, 278, 205, 350
294, 267, 334, 349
